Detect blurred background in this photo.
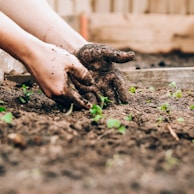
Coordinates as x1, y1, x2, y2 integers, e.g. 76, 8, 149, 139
1, 0, 194, 80
47, 0, 194, 53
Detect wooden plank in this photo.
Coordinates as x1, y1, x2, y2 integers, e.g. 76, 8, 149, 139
132, 0, 149, 14
168, 0, 187, 14
73, 0, 92, 14
89, 13, 194, 53
4, 68, 194, 91
94, 0, 111, 13
149, 0, 168, 13
112, 0, 129, 13
122, 67, 194, 90
187, 0, 194, 14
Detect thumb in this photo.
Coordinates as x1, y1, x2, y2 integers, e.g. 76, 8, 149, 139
76, 44, 135, 65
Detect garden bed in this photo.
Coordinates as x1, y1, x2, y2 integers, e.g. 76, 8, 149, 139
0, 52, 194, 194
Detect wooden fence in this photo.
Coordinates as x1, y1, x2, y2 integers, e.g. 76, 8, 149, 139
48, 0, 194, 15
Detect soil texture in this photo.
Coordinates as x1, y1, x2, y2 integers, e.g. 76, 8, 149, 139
0, 52, 194, 194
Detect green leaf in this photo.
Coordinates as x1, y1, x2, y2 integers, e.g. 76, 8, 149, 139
156, 116, 163, 124
125, 114, 133, 121
99, 95, 111, 108
173, 90, 183, 98
118, 125, 126, 134
107, 119, 121, 128
149, 86, 155, 92
192, 139, 194, 143
0, 106, 6, 112
90, 104, 102, 115
190, 105, 194, 110
158, 103, 171, 113
177, 117, 184, 122
0, 100, 5, 104
93, 114, 102, 122
168, 81, 177, 88
1, 112, 13, 124
129, 86, 136, 94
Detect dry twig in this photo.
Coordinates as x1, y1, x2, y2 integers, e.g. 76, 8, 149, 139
166, 124, 179, 141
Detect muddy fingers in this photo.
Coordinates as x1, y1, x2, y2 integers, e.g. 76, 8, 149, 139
75, 44, 134, 105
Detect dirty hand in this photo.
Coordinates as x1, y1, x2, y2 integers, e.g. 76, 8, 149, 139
27, 44, 94, 110
74, 43, 135, 104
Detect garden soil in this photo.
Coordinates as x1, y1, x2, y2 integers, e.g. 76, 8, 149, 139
0, 52, 194, 194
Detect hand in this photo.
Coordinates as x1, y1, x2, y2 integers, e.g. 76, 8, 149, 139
74, 43, 135, 104
26, 44, 94, 109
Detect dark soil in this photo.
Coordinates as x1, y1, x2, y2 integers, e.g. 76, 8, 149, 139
0, 53, 194, 194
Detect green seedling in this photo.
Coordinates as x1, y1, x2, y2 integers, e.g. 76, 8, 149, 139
125, 114, 133, 121
156, 116, 163, 124
173, 89, 183, 98
177, 117, 184, 122
158, 103, 171, 114
99, 95, 111, 108
19, 84, 33, 104
168, 81, 177, 88
129, 86, 136, 94
90, 104, 103, 122
146, 99, 152, 103
0, 100, 5, 104
1, 112, 13, 124
190, 105, 194, 110
149, 86, 155, 92
192, 139, 194, 143
90, 104, 102, 116
89, 96, 111, 122
107, 118, 126, 134
0, 106, 6, 112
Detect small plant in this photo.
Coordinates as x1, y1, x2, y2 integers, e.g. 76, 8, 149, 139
168, 81, 177, 88
1, 112, 13, 124
107, 118, 126, 134
156, 116, 163, 124
177, 117, 184, 122
172, 89, 183, 98
89, 96, 111, 122
149, 86, 155, 92
0, 100, 5, 104
19, 84, 33, 104
158, 103, 171, 114
190, 105, 194, 110
129, 86, 136, 94
146, 99, 152, 103
90, 104, 103, 122
125, 114, 133, 121
0, 106, 6, 112
99, 95, 111, 108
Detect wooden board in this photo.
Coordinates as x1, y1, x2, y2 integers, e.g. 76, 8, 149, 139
188, 0, 194, 14
168, 0, 187, 14
149, 0, 168, 13
131, 0, 149, 14
89, 13, 194, 53
94, 0, 111, 13
73, 0, 92, 14
112, 0, 129, 13
121, 67, 194, 90
5, 67, 194, 90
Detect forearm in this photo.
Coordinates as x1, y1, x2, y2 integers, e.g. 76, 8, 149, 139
0, 0, 87, 52
0, 11, 42, 67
